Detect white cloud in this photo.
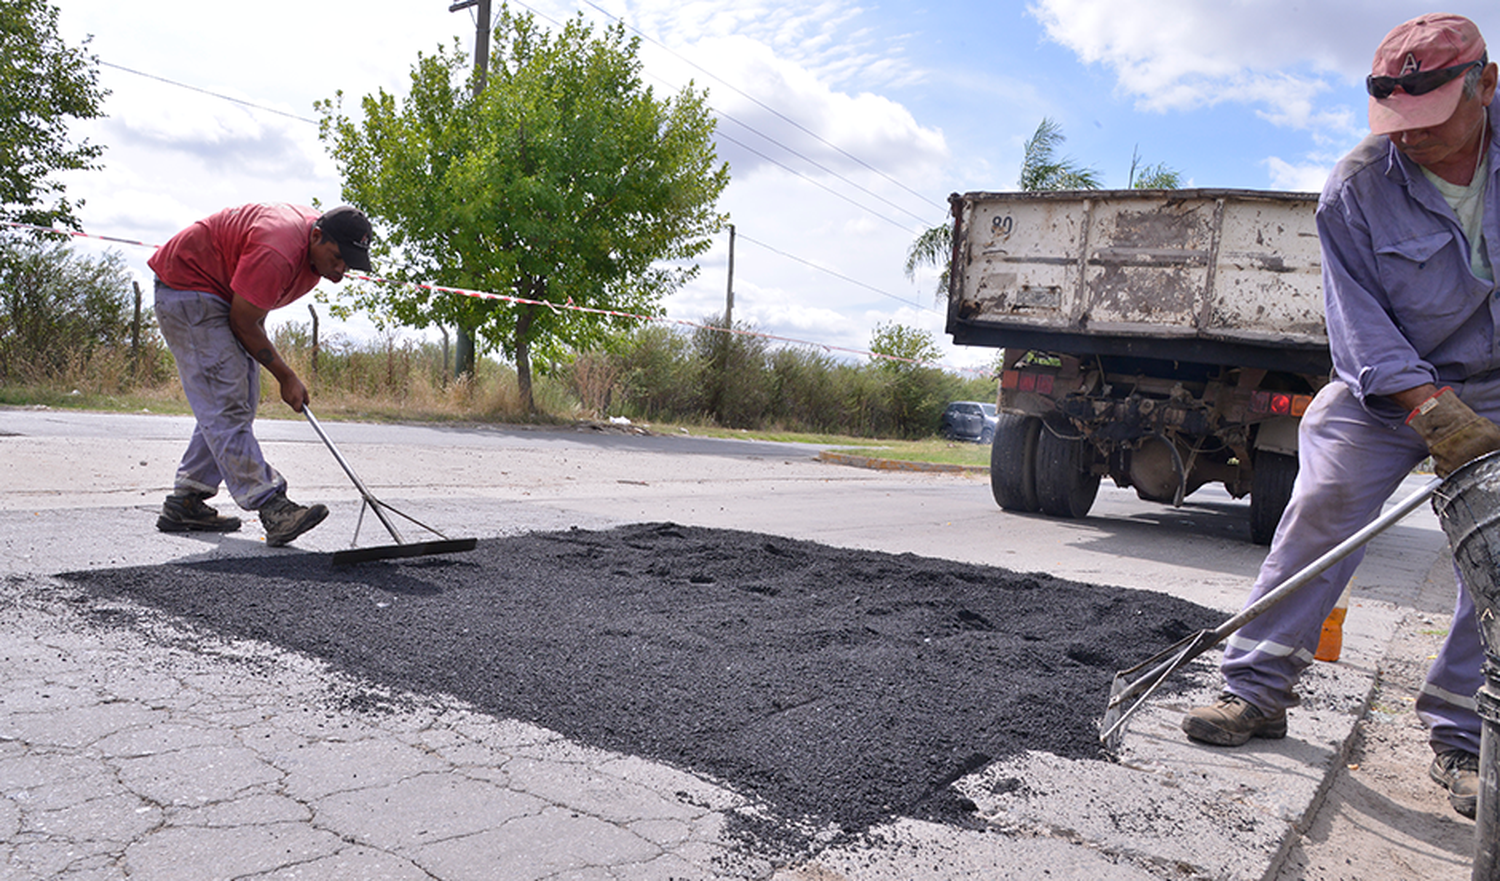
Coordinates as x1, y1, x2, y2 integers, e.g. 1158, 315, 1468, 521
1263, 157, 1334, 193
1025, 0, 1490, 125
644, 33, 947, 187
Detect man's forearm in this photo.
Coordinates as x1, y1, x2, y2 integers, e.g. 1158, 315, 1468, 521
228, 296, 296, 386
1389, 383, 1441, 414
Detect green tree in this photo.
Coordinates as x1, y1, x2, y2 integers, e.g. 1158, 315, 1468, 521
0, 0, 106, 229
868, 322, 946, 438
318, 8, 729, 412
868, 321, 940, 370
1128, 146, 1183, 189
903, 223, 952, 303
0, 235, 138, 379
1018, 117, 1101, 192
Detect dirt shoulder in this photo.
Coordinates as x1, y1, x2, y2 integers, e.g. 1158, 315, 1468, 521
1275, 550, 1476, 880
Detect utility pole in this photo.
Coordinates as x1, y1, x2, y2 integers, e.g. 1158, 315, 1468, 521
713, 225, 736, 424
724, 224, 735, 329
308, 304, 320, 377
130, 281, 142, 379
449, 0, 491, 380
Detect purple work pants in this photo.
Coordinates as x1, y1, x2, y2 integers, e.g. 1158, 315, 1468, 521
154, 283, 286, 511
1221, 379, 1489, 756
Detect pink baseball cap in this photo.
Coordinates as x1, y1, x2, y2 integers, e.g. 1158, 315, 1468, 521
1368, 13, 1487, 136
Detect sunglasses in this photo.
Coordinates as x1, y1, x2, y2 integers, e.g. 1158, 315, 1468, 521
1367, 60, 1482, 100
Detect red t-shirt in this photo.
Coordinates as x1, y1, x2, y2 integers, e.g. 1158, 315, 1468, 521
148, 203, 323, 310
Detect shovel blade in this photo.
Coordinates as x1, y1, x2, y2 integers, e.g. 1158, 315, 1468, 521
331, 537, 478, 566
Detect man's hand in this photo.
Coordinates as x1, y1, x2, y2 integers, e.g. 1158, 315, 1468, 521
279, 374, 310, 413
1407, 387, 1500, 477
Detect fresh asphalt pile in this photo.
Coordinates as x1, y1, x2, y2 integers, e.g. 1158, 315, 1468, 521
62, 522, 1221, 859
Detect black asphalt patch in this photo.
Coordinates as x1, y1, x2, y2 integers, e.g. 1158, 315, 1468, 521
62, 522, 1220, 857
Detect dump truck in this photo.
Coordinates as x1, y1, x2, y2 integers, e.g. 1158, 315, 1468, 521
945, 188, 1330, 544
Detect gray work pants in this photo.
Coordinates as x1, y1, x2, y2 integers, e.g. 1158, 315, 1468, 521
1221, 379, 1488, 756
154, 282, 286, 511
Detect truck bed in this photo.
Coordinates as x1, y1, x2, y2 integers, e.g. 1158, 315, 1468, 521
946, 189, 1331, 375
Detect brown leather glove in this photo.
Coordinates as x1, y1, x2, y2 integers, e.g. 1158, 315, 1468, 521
1407, 387, 1500, 477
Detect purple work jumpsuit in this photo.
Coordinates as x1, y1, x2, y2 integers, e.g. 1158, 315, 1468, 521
1221, 116, 1500, 757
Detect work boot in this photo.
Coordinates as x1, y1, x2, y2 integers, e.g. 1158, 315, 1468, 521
258, 493, 328, 547
1181, 692, 1287, 746
157, 492, 241, 533
1429, 749, 1480, 819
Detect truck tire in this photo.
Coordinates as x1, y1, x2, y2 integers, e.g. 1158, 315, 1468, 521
991, 414, 1040, 513
1250, 451, 1298, 546
1035, 426, 1100, 519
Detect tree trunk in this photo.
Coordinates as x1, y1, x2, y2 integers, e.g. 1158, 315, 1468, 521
455, 326, 476, 380
514, 303, 535, 414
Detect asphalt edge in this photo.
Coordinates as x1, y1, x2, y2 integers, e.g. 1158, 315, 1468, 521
816, 450, 988, 474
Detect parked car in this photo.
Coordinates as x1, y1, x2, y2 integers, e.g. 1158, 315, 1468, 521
941, 401, 998, 443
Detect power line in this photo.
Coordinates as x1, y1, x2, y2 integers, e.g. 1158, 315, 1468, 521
510, 1, 941, 231
736, 232, 935, 313
572, 0, 947, 216
98, 61, 318, 125
711, 128, 920, 235
710, 111, 933, 228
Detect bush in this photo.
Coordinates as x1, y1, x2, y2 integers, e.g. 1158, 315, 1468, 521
0, 234, 148, 382
614, 323, 707, 421
574, 321, 994, 438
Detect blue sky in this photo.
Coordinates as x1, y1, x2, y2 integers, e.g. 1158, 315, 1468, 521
51, 1, 1499, 373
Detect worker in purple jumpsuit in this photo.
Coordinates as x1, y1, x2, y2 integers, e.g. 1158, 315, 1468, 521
150, 203, 373, 548
1182, 13, 1500, 819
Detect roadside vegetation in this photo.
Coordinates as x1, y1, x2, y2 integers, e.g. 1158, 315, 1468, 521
0, 232, 999, 468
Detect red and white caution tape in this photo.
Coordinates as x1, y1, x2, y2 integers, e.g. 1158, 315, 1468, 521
3, 219, 990, 375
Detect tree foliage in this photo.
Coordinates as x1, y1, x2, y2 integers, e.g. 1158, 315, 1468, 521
0, 0, 107, 229
905, 118, 1182, 297
0, 234, 139, 379
1018, 117, 1102, 192
867, 322, 948, 436
903, 222, 953, 303
317, 8, 729, 411
1129, 146, 1183, 189
869, 321, 941, 371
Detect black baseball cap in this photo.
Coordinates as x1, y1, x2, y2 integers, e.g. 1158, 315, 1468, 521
316, 206, 373, 272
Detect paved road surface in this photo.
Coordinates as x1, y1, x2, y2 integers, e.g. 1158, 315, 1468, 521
0, 407, 1475, 879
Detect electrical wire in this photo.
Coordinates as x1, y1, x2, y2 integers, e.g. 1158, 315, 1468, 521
572, 0, 946, 215
98, 61, 318, 125
735, 232, 935, 313
711, 128, 920, 235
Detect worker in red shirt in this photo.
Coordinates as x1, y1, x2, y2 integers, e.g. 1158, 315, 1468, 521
148, 203, 373, 547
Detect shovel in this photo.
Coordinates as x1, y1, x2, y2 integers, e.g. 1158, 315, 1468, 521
303, 407, 478, 566
1099, 475, 1442, 752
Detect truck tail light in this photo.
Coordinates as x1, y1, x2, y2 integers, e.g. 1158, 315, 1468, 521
1003, 370, 1055, 395
1251, 391, 1313, 417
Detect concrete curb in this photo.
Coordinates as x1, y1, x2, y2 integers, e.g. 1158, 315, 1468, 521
816, 450, 988, 474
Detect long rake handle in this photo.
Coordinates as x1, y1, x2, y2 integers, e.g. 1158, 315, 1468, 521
303, 407, 406, 545
1102, 475, 1442, 740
